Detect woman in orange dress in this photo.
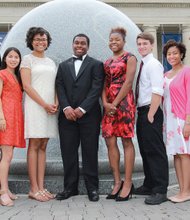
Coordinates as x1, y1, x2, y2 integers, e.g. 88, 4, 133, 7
0, 47, 25, 206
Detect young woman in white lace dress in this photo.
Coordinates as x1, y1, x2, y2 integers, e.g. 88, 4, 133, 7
20, 27, 58, 202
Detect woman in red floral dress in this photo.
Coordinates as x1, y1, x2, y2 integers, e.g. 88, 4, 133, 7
102, 27, 137, 201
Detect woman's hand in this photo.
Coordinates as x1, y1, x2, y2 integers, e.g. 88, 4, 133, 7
103, 102, 117, 116
0, 119, 6, 131
44, 103, 57, 114
183, 124, 190, 140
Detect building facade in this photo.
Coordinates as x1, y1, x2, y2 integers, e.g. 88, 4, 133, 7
0, 0, 190, 64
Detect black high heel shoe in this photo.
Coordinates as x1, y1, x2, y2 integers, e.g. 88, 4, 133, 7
115, 183, 134, 202
106, 181, 124, 200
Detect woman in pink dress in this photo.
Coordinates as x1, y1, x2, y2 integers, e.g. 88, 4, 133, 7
0, 47, 25, 206
102, 27, 136, 201
163, 40, 190, 203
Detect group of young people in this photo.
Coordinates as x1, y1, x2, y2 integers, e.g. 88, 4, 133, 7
0, 26, 190, 207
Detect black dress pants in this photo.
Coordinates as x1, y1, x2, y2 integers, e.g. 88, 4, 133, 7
136, 106, 169, 194
58, 110, 101, 192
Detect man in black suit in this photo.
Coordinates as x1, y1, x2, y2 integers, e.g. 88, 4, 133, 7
55, 34, 104, 201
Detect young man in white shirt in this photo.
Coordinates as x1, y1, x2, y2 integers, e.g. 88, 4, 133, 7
134, 32, 169, 205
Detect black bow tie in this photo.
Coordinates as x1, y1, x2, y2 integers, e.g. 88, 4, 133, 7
73, 56, 83, 61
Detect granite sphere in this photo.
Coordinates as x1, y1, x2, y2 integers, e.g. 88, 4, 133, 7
0, 0, 140, 65
0, 0, 140, 161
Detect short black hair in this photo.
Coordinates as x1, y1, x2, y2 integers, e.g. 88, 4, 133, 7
72, 33, 90, 47
163, 39, 186, 61
26, 27, 52, 50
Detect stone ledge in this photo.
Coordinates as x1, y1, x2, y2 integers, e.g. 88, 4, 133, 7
9, 157, 174, 175
9, 169, 177, 194
9, 158, 176, 194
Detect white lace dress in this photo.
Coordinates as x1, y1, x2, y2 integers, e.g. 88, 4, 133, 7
20, 54, 58, 138
163, 76, 190, 155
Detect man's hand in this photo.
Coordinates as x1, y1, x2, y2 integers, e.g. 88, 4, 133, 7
64, 107, 77, 121
147, 111, 154, 123
74, 107, 84, 119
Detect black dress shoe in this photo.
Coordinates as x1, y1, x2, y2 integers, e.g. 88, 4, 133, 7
144, 193, 168, 205
106, 181, 124, 200
88, 190, 99, 202
133, 185, 152, 195
115, 183, 134, 202
55, 190, 78, 200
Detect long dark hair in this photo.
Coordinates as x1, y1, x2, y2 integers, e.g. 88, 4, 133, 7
0, 47, 22, 86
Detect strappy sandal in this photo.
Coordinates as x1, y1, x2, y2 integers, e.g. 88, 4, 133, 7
28, 191, 49, 202
39, 190, 50, 201
8, 190, 18, 200
0, 191, 14, 207
42, 189, 55, 199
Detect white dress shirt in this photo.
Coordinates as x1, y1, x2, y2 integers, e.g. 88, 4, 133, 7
137, 53, 164, 107
63, 54, 87, 114
73, 54, 87, 76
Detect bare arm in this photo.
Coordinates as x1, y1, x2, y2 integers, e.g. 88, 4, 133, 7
183, 115, 190, 139
20, 68, 57, 114
0, 79, 6, 131
102, 81, 107, 106
54, 93, 59, 112
148, 93, 162, 123
102, 81, 116, 115
183, 72, 190, 138
112, 56, 137, 107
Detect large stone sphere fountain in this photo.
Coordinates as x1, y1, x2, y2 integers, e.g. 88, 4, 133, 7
0, 0, 175, 194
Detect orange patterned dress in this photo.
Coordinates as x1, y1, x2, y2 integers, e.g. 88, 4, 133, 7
0, 69, 25, 148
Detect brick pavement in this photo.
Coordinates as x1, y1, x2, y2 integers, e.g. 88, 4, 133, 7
0, 185, 190, 220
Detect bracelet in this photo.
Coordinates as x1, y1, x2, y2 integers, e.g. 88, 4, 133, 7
112, 103, 117, 109
185, 121, 190, 125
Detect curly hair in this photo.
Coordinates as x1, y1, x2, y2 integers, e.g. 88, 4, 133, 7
109, 27, 127, 41
163, 39, 186, 61
26, 27, 52, 50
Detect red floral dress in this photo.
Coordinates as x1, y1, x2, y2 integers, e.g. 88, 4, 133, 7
102, 52, 136, 138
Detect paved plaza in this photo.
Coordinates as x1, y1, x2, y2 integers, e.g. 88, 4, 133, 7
0, 185, 190, 220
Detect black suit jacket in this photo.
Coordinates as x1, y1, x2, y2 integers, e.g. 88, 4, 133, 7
56, 55, 105, 115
